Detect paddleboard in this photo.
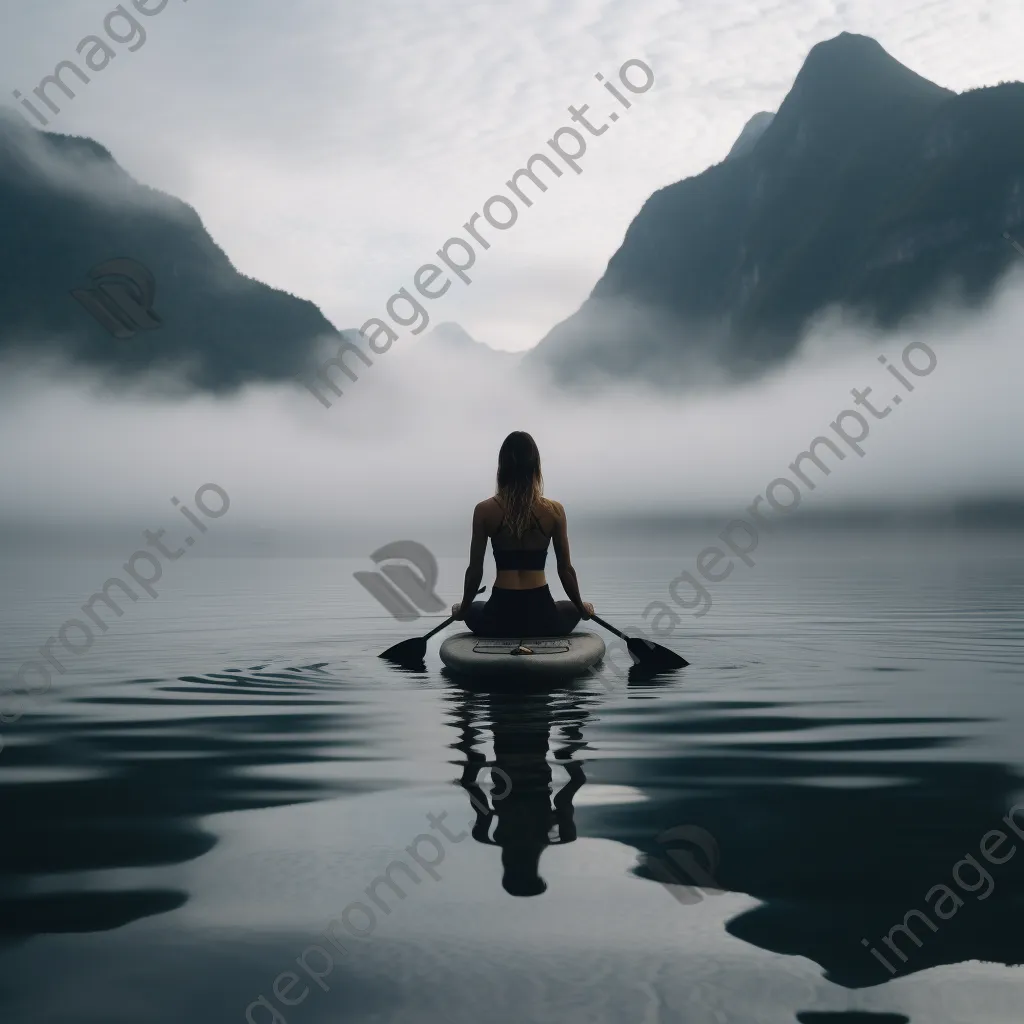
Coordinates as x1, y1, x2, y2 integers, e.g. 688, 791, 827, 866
439, 631, 606, 680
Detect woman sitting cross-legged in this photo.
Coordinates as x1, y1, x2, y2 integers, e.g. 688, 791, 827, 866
452, 431, 594, 638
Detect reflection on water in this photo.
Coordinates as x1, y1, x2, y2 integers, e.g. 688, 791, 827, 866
581, 695, 1024, 988
448, 687, 593, 897
0, 660, 385, 941
445, 676, 1024, 989
0, 539, 1022, 1023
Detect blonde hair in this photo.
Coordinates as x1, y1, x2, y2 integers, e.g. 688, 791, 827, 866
495, 431, 552, 537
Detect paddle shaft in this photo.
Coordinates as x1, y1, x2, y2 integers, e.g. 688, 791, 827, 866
420, 586, 486, 641
589, 613, 628, 642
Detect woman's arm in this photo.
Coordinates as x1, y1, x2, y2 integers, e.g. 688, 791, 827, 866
552, 501, 593, 618
454, 502, 488, 618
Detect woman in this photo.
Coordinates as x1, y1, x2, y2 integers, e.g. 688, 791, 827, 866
452, 431, 594, 637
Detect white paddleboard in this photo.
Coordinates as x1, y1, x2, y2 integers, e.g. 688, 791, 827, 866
439, 631, 606, 680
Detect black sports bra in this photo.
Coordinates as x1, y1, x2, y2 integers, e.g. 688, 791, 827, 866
493, 547, 548, 570
491, 506, 550, 571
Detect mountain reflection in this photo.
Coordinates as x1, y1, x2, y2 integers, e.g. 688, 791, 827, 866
574, 694, 1024, 989
445, 678, 1024, 991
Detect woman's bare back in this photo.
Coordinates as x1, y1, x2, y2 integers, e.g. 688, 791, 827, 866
483, 496, 563, 590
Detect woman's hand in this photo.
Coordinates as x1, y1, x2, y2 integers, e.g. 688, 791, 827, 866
579, 602, 595, 620
451, 602, 464, 620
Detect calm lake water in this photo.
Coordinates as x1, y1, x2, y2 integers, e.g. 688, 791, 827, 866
1, 528, 1023, 1024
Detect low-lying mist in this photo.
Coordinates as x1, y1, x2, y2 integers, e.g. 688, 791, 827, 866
2, 265, 1023, 556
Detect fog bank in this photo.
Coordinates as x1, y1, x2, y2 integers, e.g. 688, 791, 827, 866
2, 263, 1023, 554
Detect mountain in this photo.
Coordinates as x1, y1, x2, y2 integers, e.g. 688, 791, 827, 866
725, 112, 774, 161
428, 322, 518, 359
527, 33, 1024, 387
0, 109, 339, 391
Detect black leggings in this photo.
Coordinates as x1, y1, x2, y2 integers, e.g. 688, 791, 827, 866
463, 585, 581, 638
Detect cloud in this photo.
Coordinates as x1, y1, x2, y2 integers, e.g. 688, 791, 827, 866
2, 259, 1022, 548
1, 0, 1022, 557
2, 0, 1020, 349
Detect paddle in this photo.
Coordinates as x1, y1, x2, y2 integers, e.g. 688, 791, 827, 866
589, 613, 689, 671
379, 587, 485, 665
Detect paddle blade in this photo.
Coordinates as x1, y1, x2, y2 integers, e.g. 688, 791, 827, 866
379, 637, 428, 665
626, 636, 689, 671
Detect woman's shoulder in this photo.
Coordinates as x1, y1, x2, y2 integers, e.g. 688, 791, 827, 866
476, 496, 502, 518
539, 497, 565, 519
474, 497, 503, 533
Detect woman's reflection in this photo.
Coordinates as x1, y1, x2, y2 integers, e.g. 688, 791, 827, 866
449, 687, 592, 897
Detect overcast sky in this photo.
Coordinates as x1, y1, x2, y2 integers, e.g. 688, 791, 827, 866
0, 0, 1022, 542
1, 0, 1020, 350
